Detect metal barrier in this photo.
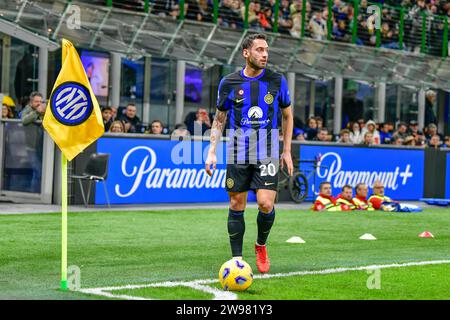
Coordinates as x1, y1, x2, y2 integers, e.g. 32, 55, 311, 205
0, 119, 54, 203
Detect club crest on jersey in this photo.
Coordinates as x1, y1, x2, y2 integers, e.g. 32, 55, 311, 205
226, 178, 234, 189
238, 89, 244, 96
264, 92, 274, 104
50, 81, 93, 126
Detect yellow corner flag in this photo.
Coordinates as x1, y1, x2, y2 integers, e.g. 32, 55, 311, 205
43, 39, 105, 291
43, 39, 104, 161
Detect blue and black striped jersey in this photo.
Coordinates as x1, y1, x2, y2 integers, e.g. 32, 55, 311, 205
216, 68, 291, 164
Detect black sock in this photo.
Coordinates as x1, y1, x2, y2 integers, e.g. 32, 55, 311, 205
257, 208, 275, 246
228, 209, 245, 257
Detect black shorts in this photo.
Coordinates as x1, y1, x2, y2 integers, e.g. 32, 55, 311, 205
225, 158, 279, 192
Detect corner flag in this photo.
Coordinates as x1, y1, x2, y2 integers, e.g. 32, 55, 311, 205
42, 39, 104, 291
43, 39, 104, 161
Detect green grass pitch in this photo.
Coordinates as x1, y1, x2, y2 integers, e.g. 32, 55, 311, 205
0, 208, 449, 300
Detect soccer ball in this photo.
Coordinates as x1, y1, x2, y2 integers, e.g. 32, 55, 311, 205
218, 258, 253, 291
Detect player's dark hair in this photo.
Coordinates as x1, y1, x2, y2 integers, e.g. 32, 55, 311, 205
355, 183, 366, 192
101, 106, 112, 112
241, 33, 268, 51
342, 184, 353, 192
319, 181, 331, 191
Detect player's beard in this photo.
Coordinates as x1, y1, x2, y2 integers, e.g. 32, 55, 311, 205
248, 55, 266, 70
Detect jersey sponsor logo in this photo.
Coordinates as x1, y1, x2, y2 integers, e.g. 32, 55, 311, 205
248, 106, 263, 119
264, 92, 274, 104
240, 106, 270, 126
235, 98, 246, 104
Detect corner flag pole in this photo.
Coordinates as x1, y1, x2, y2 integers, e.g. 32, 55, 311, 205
61, 153, 68, 291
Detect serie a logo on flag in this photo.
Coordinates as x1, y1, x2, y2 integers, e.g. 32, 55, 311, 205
50, 82, 93, 126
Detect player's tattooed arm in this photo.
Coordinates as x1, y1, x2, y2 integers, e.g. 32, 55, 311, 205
206, 109, 227, 176
210, 109, 227, 152
281, 106, 294, 176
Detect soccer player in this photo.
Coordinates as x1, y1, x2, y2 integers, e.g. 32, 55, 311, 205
205, 33, 294, 274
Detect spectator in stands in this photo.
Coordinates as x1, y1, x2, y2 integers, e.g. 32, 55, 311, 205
379, 122, 392, 144
197, 0, 213, 23
110, 106, 118, 121
428, 135, 442, 148
392, 122, 408, 140
391, 136, 404, 145
349, 121, 363, 144
219, 0, 241, 28
188, 107, 211, 136
261, 7, 273, 31
101, 106, 113, 132
425, 90, 437, 127
403, 135, 416, 146
242, 1, 259, 28
313, 181, 350, 211
149, 120, 166, 134
290, 0, 311, 38
425, 123, 444, 142
352, 183, 375, 210
185, 0, 205, 21
336, 184, 356, 210
333, 18, 351, 42
278, 0, 293, 34
172, 123, 191, 138
304, 116, 318, 140
407, 120, 423, 144
361, 131, 373, 145
443, 136, 450, 148
2, 104, 14, 119
361, 120, 380, 144
313, 127, 330, 142
118, 104, 143, 133
337, 129, 351, 144
21, 91, 45, 126
309, 10, 327, 40
109, 120, 125, 133
2, 95, 16, 118
315, 116, 323, 130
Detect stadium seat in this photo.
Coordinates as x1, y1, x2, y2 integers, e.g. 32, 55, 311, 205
71, 153, 111, 208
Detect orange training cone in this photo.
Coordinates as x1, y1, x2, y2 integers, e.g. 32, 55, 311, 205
418, 231, 434, 238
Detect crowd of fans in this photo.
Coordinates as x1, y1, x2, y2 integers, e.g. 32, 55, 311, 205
2, 90, 449, 148
145, 0, 450, 54
0, 91, 211, 138
293, 115, 450, 148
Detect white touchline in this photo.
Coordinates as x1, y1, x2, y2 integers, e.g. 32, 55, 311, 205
78, 259, 450, 300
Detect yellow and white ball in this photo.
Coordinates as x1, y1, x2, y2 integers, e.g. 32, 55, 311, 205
219, 258, 253, 291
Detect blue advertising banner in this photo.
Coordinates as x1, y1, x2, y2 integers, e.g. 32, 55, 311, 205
95, 137, 255, 204
299, 145, 424, 200
446, 153, 450, 199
